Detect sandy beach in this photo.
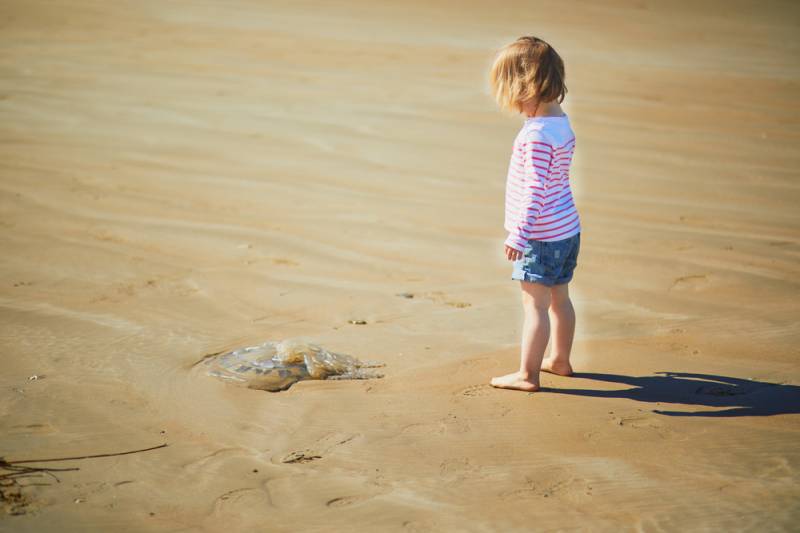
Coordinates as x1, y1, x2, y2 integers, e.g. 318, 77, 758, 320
1, 1, 799, 531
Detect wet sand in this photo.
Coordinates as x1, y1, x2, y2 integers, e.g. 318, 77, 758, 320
1, 1, 799, 531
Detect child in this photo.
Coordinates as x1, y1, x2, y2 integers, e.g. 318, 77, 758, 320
487, 36, 581, 392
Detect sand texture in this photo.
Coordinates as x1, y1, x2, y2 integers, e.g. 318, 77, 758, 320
1, 1, 799, 531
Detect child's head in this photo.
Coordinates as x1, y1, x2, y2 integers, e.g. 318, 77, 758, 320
489, 36, 567, 115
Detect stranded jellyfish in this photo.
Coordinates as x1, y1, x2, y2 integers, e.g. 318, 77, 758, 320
196, 338, 385, 392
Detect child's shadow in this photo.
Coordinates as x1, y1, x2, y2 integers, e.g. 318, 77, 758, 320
545, 371, 800, 417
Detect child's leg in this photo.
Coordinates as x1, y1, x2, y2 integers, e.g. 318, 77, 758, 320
542, 282, 575, 376
490, 280, 551, 391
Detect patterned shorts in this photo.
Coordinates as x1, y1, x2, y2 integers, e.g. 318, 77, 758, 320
511, 232, 581, 286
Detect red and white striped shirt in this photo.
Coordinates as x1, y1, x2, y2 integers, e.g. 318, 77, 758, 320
503, 114, 581, 251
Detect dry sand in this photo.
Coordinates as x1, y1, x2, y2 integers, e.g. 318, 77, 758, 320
1, 1, 799, 531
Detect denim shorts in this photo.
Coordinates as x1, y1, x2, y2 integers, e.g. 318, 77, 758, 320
511, 232, 580, 286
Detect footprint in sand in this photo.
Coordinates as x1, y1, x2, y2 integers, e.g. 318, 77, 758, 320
499, 473, 593, 501
402, 520, 438, 532
182, 447, 249, 476
400, 413, 470, 437
90, 276, 198, 303
668, 274, 710, 292
325, 494, 369, 508
458, 384, 493, 397
275, 431, 359, 465
1, 480, 33, 516
438, 457, 479, 485
400, 421, 446, 437
281, 450, 322, 464
212, 487, 272, 516
611, 413, 672, 438
399, 290, 471, 308
442, 412, 472, 434
263, 469, 388, 510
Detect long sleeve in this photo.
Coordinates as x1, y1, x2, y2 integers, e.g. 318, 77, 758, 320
504, 129, 554, 252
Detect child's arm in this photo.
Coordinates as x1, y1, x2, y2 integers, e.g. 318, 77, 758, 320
504, 129, 554, 252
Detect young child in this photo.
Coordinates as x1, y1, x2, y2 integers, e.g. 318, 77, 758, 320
487, 36, 581, 392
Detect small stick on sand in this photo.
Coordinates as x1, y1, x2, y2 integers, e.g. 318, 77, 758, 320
2, 443, 168, 465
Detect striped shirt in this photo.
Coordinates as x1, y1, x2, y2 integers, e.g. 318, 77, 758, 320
503, 113, 581, 251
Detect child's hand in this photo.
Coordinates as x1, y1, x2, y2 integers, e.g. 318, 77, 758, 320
505, 245, 523, 261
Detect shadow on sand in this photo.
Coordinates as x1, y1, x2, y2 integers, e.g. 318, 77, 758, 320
544, 371, 800, 417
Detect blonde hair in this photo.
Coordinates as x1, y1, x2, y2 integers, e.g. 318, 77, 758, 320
489, 36, 568, 115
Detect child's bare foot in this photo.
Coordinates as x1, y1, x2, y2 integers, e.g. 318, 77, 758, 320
490, 371, 540, 392
540, 356, 573, 376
